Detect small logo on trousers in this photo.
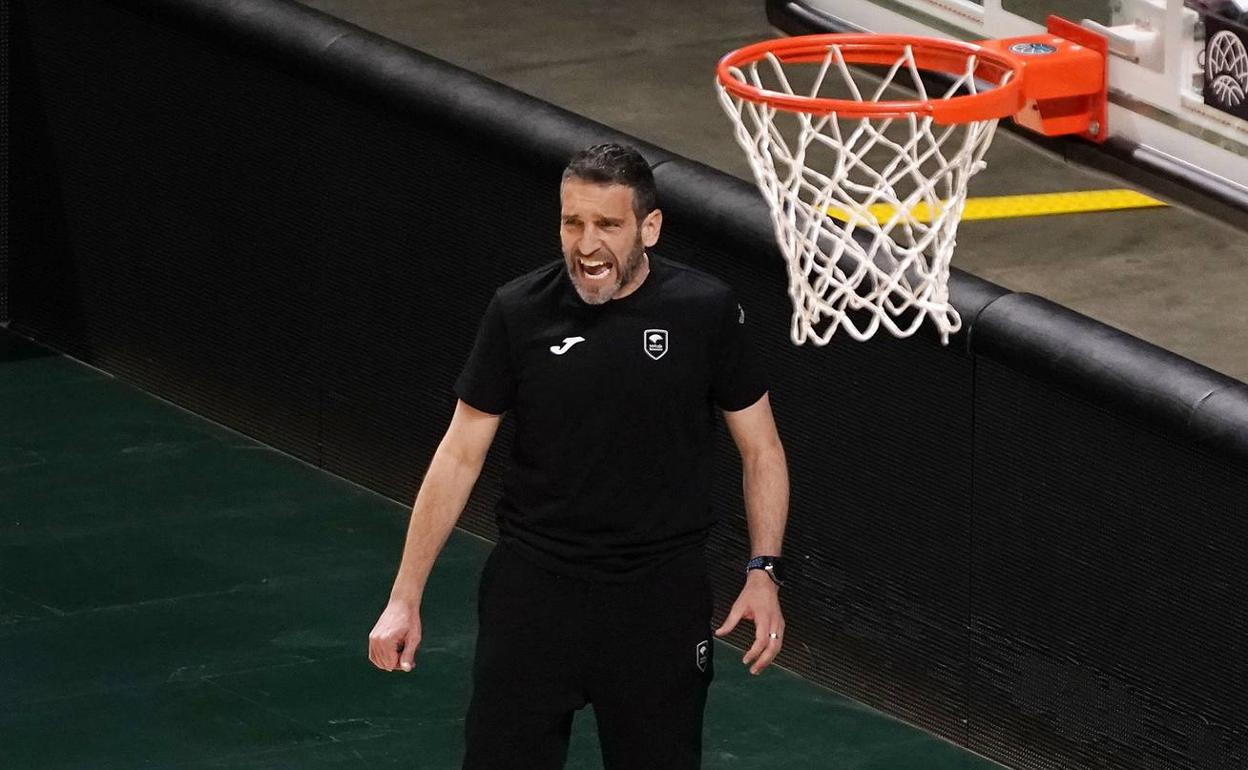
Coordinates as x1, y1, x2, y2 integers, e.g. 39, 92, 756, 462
695, 639, 709, 672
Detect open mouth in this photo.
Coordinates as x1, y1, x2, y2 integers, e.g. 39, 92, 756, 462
578, 257, 614, 281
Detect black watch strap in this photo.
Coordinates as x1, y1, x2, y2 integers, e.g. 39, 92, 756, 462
746, 555, 786, 586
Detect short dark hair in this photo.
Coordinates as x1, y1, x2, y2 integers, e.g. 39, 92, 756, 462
562, 143, 658, 222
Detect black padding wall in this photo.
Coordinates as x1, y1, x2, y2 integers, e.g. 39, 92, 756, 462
971, 355, 1248, 769
1, 0, 10, 323
10, 1, 1248, 769
967, 296, 1248, 770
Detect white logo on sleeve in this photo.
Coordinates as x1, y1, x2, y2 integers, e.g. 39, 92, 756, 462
738, 303, 745, 324
643, 329, 669, 360
549, 336, 586, 355
695, 639, 709, 672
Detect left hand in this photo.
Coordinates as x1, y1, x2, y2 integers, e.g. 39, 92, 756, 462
713, 570, 785, 675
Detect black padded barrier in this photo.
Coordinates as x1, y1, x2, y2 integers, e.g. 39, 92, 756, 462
969, 295, 1248, 770
1, 0, 9, 323
9, 1, 1248, 769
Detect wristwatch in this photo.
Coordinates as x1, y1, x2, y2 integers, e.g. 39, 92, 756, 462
746, 555, 788, 587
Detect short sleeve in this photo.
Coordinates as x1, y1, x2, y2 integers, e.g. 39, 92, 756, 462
711, 292, 768, 411
454, 292, 517, 415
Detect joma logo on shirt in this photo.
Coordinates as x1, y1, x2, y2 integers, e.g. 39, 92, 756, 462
644, 329, 669, 360
549, 336, 586, 355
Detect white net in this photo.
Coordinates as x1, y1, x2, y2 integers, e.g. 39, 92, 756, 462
717, 42, 1011, 345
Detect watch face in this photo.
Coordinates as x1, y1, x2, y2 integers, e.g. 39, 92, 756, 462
768, 558, 787, 584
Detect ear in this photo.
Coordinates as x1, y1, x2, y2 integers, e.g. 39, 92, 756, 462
640, 208, 663, 249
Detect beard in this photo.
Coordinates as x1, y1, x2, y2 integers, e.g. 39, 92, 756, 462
564, 233, 646, 306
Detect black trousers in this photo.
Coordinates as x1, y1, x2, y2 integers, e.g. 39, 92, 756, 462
463, 539, 716, 769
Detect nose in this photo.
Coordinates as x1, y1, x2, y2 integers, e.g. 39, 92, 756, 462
577, 227, 603, 256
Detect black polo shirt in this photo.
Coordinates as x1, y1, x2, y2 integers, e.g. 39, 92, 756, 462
454, 254, 767, 582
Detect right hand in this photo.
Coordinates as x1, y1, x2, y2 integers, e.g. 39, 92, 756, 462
368, 597, 422, 672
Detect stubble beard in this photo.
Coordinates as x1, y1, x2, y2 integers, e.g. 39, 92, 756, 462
566, 236, 646, 306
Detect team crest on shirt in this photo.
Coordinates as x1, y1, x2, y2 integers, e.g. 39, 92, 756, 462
643, 329, 668, 360
695, 639, 709, 672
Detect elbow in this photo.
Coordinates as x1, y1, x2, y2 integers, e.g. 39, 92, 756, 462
435, 440, 488, 473
742, 439, 786, 469
454, 449, 490, 473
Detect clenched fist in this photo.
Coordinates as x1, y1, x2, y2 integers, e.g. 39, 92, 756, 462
368, 597, 422, 672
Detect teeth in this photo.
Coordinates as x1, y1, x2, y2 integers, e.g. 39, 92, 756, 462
578, 257, 612, 281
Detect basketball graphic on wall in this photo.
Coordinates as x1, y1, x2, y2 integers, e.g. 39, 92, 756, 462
1208, 30, 1248, 106
1204, 14, 1248, 119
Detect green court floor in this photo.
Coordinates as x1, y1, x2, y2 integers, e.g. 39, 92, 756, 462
0, 328, 1000, 769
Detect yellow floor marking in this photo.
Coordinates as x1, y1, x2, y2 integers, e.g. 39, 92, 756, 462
827, 189, 1167, 224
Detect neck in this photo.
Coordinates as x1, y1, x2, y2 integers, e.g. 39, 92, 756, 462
613, 252, 650, 301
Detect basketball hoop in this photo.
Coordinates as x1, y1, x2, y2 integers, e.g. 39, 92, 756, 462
716, 16, 1107, 345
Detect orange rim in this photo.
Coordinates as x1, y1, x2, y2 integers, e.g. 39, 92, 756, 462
717, 34, 1026, 123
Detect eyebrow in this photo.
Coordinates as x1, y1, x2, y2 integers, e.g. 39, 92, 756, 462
561, 214, 624, 226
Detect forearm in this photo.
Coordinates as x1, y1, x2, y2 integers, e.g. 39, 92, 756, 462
742, 445, 789, 557
389, 446, 486, 604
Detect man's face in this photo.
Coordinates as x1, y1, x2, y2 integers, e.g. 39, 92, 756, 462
560, 178, 661, 305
